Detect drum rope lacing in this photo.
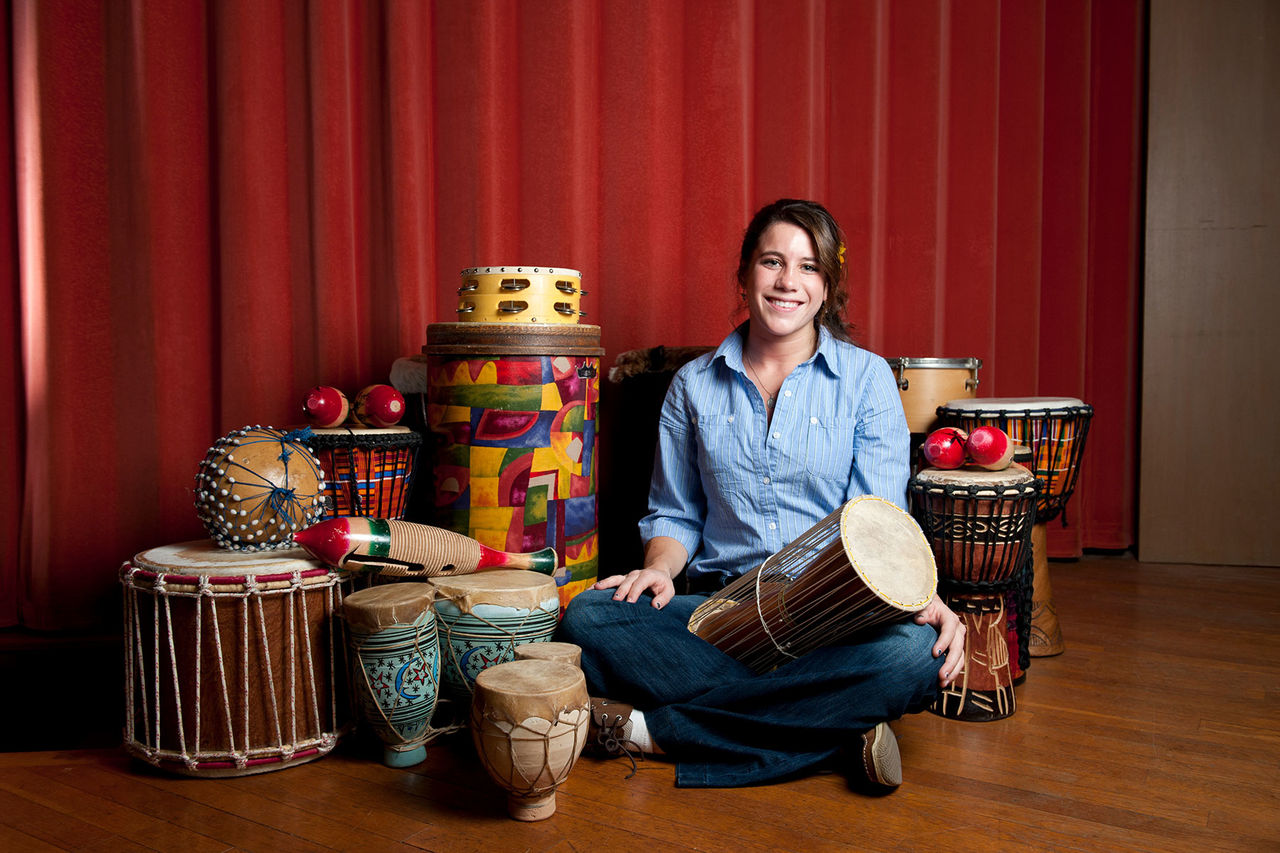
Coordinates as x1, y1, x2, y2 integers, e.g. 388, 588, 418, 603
435, 594, 560, 696
348, 616, 443, 751
121, 564, 345, 772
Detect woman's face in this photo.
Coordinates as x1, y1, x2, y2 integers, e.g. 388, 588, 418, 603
743, 221, 828, 346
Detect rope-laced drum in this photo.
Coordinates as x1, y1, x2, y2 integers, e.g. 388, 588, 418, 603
121, 541, 349, 776
305, 426, 421, 520
936, 397, 1093, 657
910, 464, 1038, 721
687, 496, 937, 674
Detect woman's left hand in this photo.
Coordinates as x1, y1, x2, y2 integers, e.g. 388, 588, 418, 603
913, 595, 966, 687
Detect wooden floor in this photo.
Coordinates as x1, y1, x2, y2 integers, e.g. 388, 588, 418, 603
1, 552, 1278, 852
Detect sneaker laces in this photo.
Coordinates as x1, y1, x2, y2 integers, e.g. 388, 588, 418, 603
594, 710, 644, 778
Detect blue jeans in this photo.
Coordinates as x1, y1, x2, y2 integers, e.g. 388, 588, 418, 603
556, 588, 944, 787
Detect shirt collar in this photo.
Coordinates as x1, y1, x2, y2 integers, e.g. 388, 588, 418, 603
711, 322, 843, 378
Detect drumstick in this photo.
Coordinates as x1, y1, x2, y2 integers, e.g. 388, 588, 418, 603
293, 517, 558, 578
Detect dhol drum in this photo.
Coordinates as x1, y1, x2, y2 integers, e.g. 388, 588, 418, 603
936, 398, 1093, 657
470, 659, 590, 821
686, 496, 937, 674
305, 426, 422, 520
456, 266, 586, 324
121, 541, 349, 776
910, 464, 1038, 721
429, 570, 560, 700
341, 583, 440, 767
886, 357, 982, 434
423, 321, 603, 611
514, 641, 582, 668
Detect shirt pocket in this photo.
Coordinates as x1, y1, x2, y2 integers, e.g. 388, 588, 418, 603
780, 415, 859, 483
694, 417, 751, 488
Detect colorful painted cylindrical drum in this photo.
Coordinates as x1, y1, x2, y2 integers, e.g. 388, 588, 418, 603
341, 583, 440, 767
424, 323, 603, 610
429, 570, 561, 700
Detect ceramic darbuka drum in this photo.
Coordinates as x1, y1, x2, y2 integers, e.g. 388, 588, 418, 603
885, 357, 982, 434
470, 659, 590, 821
429, 570, 560, 699
456, 266, 586, 324
937, 398, 1093, 658
342, 584, 439, 767
687, 497, 937, 674
910, 465, 1038, 721
424, 322, 602, 610
121, 541, 349, 776
306, 426, 421, 520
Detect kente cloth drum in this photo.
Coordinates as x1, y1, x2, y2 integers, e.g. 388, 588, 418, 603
429, 570, 560, 700
121, 541, 349, 776
342, 583, 440, 767
935, 397, 1093, 524
910, 465, 1038, 721
515, 641, 582, 668
469, 659, 590, 821
686, 496, 937, 674
423, 322, 603, 611
456, 267, 586, 324
885, 357, 982, 434
306, 426, 422, 520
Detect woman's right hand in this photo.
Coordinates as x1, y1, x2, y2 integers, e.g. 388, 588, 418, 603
593, 567, 677, 609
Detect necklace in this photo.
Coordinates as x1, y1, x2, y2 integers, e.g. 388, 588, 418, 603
743, 350, 780, 409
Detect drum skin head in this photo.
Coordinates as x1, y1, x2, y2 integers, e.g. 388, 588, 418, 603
942, 396, 1086, 414
913, 463, 1036, 490
839, 497, 937, 611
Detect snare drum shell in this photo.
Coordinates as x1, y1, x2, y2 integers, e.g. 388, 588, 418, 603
424, 323, 603, 611
121, 541, 350, 776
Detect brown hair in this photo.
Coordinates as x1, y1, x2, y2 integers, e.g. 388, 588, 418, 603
735, 198, 851, 343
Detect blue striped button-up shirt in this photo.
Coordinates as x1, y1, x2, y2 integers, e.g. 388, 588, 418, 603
637, 324, 910, 586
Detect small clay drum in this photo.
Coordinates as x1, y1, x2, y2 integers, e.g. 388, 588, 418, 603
469, 659, 590, 821
305, 426, 422, 520
514, 641, 582, 668
121, 541, 348, 776
885, 357, 982, 434
429, 571, 560, 699
342, 583, 440, 767
687, 496, 937, 674
456, 266, 585, 324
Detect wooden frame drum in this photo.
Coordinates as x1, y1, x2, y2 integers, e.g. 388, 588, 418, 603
886, 357, 982, 434
121, 542, 349, 776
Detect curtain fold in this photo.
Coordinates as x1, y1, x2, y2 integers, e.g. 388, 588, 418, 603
4, 0, 1144, 629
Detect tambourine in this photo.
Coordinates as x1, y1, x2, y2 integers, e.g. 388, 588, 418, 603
456, 266, 586, 324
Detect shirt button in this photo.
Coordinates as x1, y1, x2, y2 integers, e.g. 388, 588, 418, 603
728, 415, 735, 423
772, 431, 781, 439
769, 522, 777, 530
784, 390, 792, 397
810, 416, 818, 424
762, 476, 771, 485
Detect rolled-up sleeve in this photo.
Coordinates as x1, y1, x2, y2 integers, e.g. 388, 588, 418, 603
846, 357, 911, 510
637, 367, 707, 558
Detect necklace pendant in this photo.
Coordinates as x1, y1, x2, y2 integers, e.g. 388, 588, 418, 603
767, 395, 776, 408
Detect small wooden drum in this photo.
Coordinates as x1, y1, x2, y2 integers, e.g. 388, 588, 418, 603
456, 266, 586, 324
342, 583, 439, 767
910, 465, 1038, 721
470, 659, 590, 821
306, 426, 422, 520
937, 397, 1093, 657
429, 570, 560, 699
687, 496, 937, 674
886, 357, 982, 434
424, 322, 603, 610
121, 541, 349, 776
515, 641, 582, 668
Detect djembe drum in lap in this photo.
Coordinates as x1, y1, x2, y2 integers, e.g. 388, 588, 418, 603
937, 397, 1093, 657
687, 496, 937, 674
121, 541, 349, 775
910, 465, 1038, 721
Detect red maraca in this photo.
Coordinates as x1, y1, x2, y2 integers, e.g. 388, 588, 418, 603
302, 385, 350, 428
965, 425, 1015, 471
353, 384, 406, 428
921, 427, 968, 469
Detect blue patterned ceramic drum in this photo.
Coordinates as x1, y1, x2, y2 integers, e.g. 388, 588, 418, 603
429, 570, 560, 700
342, 583, 440, 767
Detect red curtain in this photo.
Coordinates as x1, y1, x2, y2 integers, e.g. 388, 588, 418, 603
2, 0, 1144, 630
